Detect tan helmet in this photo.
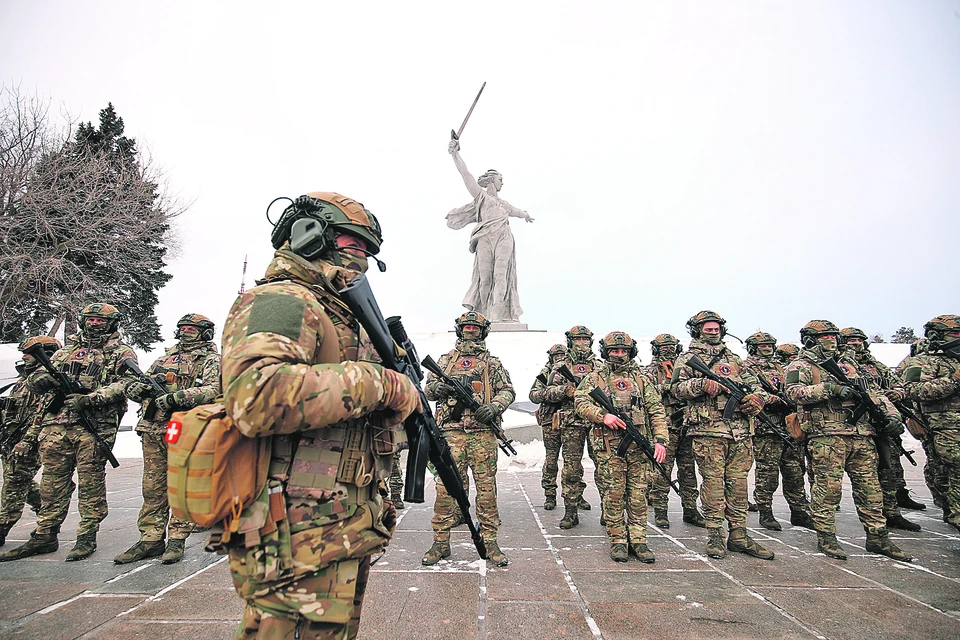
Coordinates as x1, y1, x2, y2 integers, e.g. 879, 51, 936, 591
269, 191, 383, 259
745, 331, 777, 356
775, 343, 799, 362
80, 302, 122, 332
455, 311, 490, 339
923, 314, 960, 344
547, 343, 566, 358
565, 325, 594, 349
839, 326, 869, 349
600, 331, 638, 360
686, 310, 726, 339
650, 333, 681, 357
799, 320, 839, 348
19, 335, 62, 355
176, 313, 216, 341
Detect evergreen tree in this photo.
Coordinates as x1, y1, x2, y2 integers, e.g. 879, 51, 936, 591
891, 327, 917, 344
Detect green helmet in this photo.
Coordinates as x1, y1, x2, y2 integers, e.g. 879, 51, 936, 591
923, 314, 960, 344
454, 311, 490, 339
745, 331, 777, 356
565, 325, 594, 349
650, 333, 681, 357
19, 335, 62, 355
799, 319, 839, 348
599, 331, 638, 360
547, 343, 566, 359
839, 326, 868, 347
686, 310, 726, 339
269, 191, 383, 260
176, 313, 216, 341
775, 343, 800, 363
80, 302, 122, 332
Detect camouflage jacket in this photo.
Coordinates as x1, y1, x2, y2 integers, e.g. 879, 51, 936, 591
743, 355, 790, 435
25, 330, 137, 436
672, 340, 764, 440
542, 352, 599, 429
1, 369, 46, 453
424, 338, 515, 431
784, 346, 897, 437
847, 350, 905, 402
529, 358, 559, 427
900, 349, 960, 431
642, 358, 685, 430
131, 341, 221, 435
575, 360, 669, 453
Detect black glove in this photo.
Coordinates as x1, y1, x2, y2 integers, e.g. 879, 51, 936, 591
836, 386, 858, 402
434, 382, 456, 399
473, 404, 498, 424
883, 417, 905, 437
31, 372, 58, 393
125, 381, 154, 401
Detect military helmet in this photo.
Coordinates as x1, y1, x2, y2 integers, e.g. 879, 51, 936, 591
600, 331, 638, 360
547, 343, 566, 357
799, 319, 840, 348
454, 311, 490, 339
839, 326, 868, 346
176, 313, 216, 341
775, 343, 799, 360
650, 333, 681, 356
923, 314, 960, 343
686, 310, 726, 339
80, 303, 122, 332
745, 331, 777, 356
565, 325, 594, 349
18, 335, 62, 355
268, 191, 383, 260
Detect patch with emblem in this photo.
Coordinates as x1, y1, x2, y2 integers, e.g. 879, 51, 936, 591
73, 350, 87, 360
717, 364, 732, 376
615, 379, 628, 391
839, 364, 852, 375
576, 364, 588, 374
460, 358, 473, 368
172, 354, 183, 364
772, 375, 782, 385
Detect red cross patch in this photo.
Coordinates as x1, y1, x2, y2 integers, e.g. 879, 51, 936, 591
615, 379, 628, 391
165, 419, 182, 444
576, 364, 588, 374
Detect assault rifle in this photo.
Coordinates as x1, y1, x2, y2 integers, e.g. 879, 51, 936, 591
339, 274, 487, 559
587, 387, 680, 495
938, 338, 960, 359
685, 355, 801, 452
122, 359, 167, 421
23, 342, 120, 469
818, 357, 917, 469
420, 355, 517, 456
557, 364, 582, 386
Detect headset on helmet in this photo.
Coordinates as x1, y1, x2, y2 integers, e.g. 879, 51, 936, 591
650, 333, 681, 357
266, 192, 383, 263
176, 313, 216, 341
923, 314, 960, 345
455, 311, 490, 339
600, 331, 638, 360
686, 310, 726, 339
80, 303, 122, 333
745, 331, 777, 356
565, 325, 594, 349
799, 320, 840, 348
19, 335, 62, 355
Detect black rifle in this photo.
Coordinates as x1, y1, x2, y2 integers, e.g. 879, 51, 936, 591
339, 274, 487, 559
420, 355, 517, 456
122, 358, 167, 421
587, 388, 681, 495
557, 364, 582, 386
938, 337, 960, 359
685, 355, 801, 452
23, 342, 120, 469
818, 357, 917, 469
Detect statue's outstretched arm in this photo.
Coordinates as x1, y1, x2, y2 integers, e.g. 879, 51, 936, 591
449, 140, 481, 198
503, 200, 535, 223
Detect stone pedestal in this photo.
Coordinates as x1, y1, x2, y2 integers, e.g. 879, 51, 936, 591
490, 322, 543, 332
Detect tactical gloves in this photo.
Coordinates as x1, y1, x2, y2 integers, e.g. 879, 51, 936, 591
65, 393, 93, 413
125, 381, 154, 402
155, 392, 186, 413
832, 385, 858, 402
884, 389, 906, 404
30, 373, 58, 394
11, 439, 37, 463
564, 383, 576, 398
883, 417, 905, 437
433, 382, 456, 399
701, 379, 721, 397
473, 404, 498, 424
739, 393, 765, 417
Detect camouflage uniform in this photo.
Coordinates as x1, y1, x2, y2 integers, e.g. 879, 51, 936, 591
575, 332, 668, 562
220, 192, 421, 639
529, 344, 566, 509
387, 452, 404, 509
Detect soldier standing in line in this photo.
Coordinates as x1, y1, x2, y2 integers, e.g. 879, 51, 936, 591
643, 334, 704, 529
115, 313, 221, 565
784, 320, 910, 561
839, 327, 921, 532
743, 331, 814, 531
576, 332, 668, 563
900, 315, 960, 534
776, 344, 800, 366
671, 311, 775, 560
530, 343, 568, 510
0, 304, 137, 562
422, 311, 515, 567
0, 337, 60, 546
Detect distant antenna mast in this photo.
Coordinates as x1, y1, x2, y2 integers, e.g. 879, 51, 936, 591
238, 254, 248, 295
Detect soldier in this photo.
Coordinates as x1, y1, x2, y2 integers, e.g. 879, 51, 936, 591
217, 192, 421, 639
0, 337, 60, 546
0, 303, 137, 562
784, 320, 910, 561
743, 331, 814, 531
529, 343, 567, 510
775, 344, 800, 366
671, 311, 775, 560
115, 313, 221, 565
541, 326, 601, 529
839, 327, 921, 531
900, 315, 960, 534
422, 311, 515, 567
643, 334, 704, 529
575, 332, 668, 563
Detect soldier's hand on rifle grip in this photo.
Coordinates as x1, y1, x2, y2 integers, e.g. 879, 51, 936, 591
701, 379, 721, 398
883, 417, 905, 437
603, 413, 626, 430
125, 381, 154, 402
474, 404, 497, 424
30, 373, 58, 394
448, 139, 460, 154
653, 443, 667, 464
884, 389, 905, 404
11, 439, 36, 463
381, 370, 423, 425
434, 382, 456, 399
65, 393, 92, 413
836, 386, 858, 402
739, 393, 764, 417
564, 383, 576, 398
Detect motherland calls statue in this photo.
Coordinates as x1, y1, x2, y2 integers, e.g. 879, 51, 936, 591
445, 139, 534, 324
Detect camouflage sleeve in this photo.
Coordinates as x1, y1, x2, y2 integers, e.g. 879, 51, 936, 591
573, 371, 605, 424
642, 377, 669, 445
424, 353, 452, 401
89, 346, 138, 407
488, 356, 515, 412
671, 354, 707, 400
541, 365, 569, 404
180, 352, 222, 409
24, 347, 66, 394
737, 361, 774, 405
528, 364, 552, 404
784, 362, 833, 405
221, 282, 399, 437
902, 356, 960, 402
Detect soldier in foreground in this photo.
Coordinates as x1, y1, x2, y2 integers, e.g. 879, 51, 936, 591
116, 314, 221, 565
784, 320, 910, 561
576, 332, 668, 563
1, 304, 137, 562
529, 343, 568, 510
0, 337, 60, 546
220, 192, 421, 639
422, 312, 515, 567
643, 334, 703, 529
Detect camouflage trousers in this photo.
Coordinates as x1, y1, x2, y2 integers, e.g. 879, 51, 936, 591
649, 428, 699, 511
922, 438, 948, 504
807, 435, 885, 534
540, 423, 564, 498
879, 443, 906, 518
752, 434, 809, 511
388, 452, 403, 501
560, 423, 600, 506
138, 431, 193, 542
0, 452, 41, 527
432, 430, 500, 542
35, 423, 117, 536
929, 430, 960, 526
691, 436, 753, 530
596, 446, 650, 545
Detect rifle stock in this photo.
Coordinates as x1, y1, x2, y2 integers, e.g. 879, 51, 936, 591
122, 358, 167, 421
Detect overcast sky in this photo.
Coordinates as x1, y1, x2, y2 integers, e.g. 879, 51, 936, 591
2, 1, 958, 349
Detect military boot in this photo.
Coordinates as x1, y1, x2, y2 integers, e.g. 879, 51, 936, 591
161, 539, 186, 564
390, 494, 405, 511
421, 538, 451, 566
816, 532, 848, 560
790, 509, 816, 530
682, 507, 706, 528
577, 496, 591, 511
865, 530, 912, 562
727, 527, 775, 560
543, 493, 557, 511
486, 541, 509, 567
559, 505, 579, 530
758, 508, 782, 531
599, 514, 606, 527
886, 514, 921, 532
65, 532, 97, 561
0, 532, 58, 561
896, 488, 925, 510
114, 540, 165, 564
610, 543, 628, 563
654, 508, 669, 529
0, 524, 10, 547
27, 487, 41, 513
706, 528, 726, 559
630, 543, 656, 564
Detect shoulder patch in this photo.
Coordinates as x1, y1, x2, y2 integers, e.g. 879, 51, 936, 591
247, 293, 305, 342
903, 366, 922, 383
785, 369, 800, 384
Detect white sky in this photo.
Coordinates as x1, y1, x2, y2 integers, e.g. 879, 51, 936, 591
2, 1, 958, 349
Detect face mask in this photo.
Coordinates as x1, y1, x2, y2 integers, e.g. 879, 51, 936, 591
702, 333, 722, 345
845, 342, 864, 354
460, 327, 482, 341
658, 346, 676, 360
818, 337, 838, 354
336, 250, 369, 274
606, 354, 629, 367
85, 322, 110, 337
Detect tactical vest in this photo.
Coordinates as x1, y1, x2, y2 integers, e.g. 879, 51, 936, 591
796, 359, 874, 437
435, 349, 494, 431
552, 356, 596, 429
48, 335, 128, 425
595, 369, 653, 453
913, 355, 960, 414
151, 346, 215, 393
745, 357, 786, 434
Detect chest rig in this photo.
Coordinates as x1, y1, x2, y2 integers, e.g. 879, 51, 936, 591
596, 369, 650, 452
151, 347, 209, 393
437, 350, 492, 430
552, 357, 596, 429
57, 342, 111, 392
